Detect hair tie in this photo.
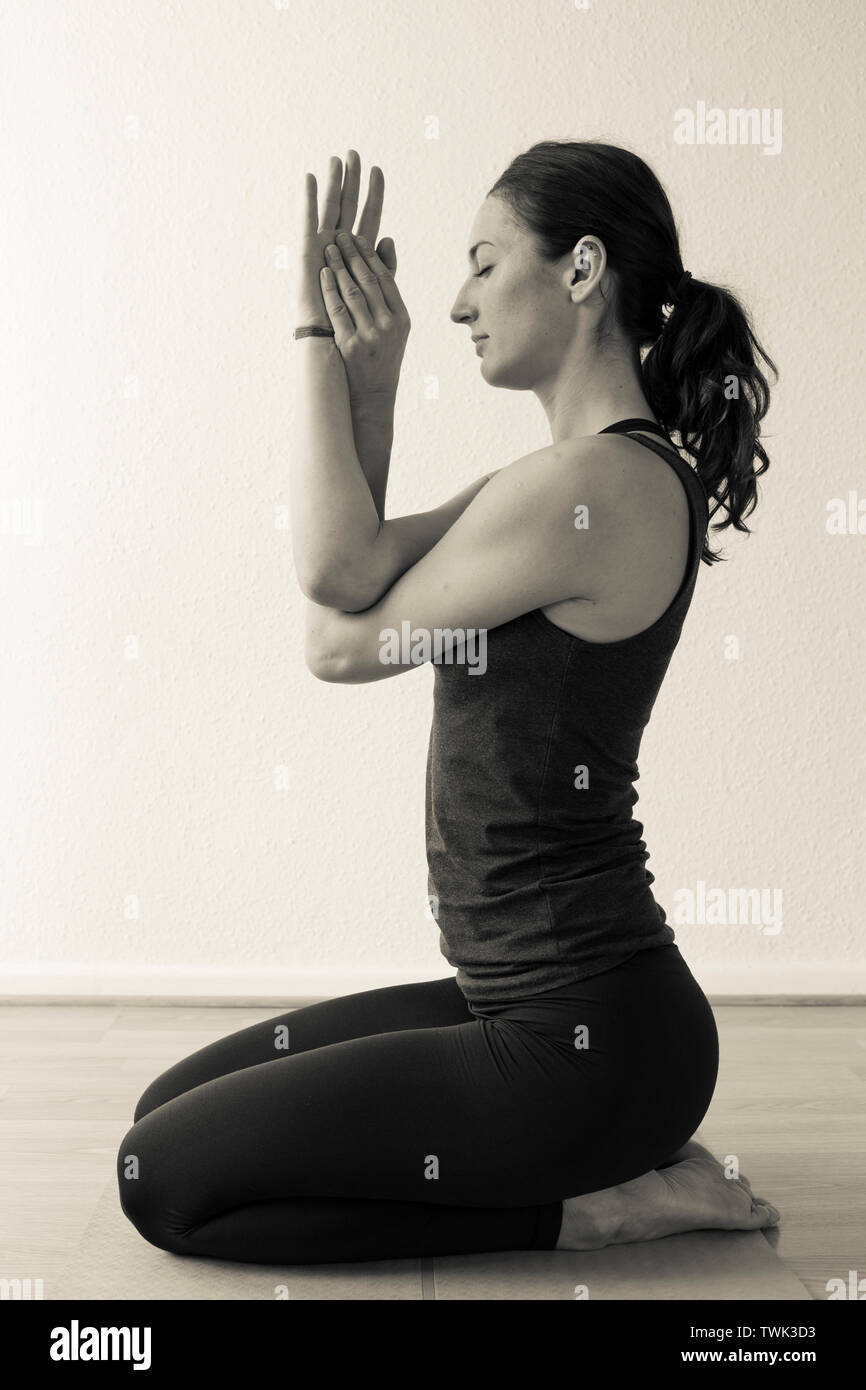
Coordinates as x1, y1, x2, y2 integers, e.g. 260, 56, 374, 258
671, 269, 692, 304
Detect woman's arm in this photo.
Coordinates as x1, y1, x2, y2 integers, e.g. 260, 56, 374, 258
291, 334, 382, 602
294, 152, 399, 521
304, 437, 628, 683
348, 390, 395, 521
343, 471, 497, 607
292, 333, 495, 609
292, 153, 502, 610
292, 155, 423, 607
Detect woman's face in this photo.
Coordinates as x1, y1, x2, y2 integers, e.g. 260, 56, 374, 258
450, 196, 577, 391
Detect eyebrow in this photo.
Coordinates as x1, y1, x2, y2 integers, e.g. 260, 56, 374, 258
468, 240, 495, 264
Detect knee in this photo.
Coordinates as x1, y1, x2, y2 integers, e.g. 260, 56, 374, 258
116, 1119, 190, 1256
132, 1084, 162, 1125
132, 1069, 182, 1123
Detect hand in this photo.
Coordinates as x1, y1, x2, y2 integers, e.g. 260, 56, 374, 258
297, 149, 397, 328
299, 151, 410, 399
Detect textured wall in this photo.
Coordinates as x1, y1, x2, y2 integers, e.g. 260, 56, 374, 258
2, 0, 864, 997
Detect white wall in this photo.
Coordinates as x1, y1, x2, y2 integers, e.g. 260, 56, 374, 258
2, 0, 864, 999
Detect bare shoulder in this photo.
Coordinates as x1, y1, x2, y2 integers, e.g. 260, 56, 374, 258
494, 431, 693, 638
492, 431, 682, 511
493, 433, 634, 492
482, 435, 636, 540
491, 432, 686, 545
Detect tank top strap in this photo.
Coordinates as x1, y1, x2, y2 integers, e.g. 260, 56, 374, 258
599, 417, 709, 568
598, 417, 673, 441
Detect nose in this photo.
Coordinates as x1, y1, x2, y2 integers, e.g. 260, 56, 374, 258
450, 303, 474, 327
450, 278, 477, 327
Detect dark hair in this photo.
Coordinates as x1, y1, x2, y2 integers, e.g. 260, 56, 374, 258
487, 140, 778, 564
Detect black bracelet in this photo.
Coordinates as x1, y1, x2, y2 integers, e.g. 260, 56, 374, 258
293, 325, 335, 340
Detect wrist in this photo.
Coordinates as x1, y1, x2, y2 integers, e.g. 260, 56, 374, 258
349, 390, 396, 418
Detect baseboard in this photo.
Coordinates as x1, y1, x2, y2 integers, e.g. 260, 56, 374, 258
1, 961, 865, 1005
0, 964, 455, 1006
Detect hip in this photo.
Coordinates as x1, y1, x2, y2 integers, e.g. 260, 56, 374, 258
463, 945, 718, 1074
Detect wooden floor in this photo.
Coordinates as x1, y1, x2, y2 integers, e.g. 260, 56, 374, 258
0, 1001, 862, 1300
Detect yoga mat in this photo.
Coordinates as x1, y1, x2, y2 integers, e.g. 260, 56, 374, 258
50, 1186, 422, 1300
433, 1232, 813, 1299
50, 1185, 811, 1301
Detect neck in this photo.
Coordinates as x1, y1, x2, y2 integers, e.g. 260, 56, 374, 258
534, 338, 657, 443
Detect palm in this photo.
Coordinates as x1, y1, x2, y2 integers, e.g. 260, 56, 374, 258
298, 151, 397, 328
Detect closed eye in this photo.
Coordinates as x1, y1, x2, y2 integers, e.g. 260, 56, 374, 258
475, 265, 493, 277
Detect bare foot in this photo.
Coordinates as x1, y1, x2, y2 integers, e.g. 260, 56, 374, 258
556, 1139, 780, 1250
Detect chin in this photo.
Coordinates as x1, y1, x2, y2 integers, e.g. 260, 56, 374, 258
479, 354, 533, 392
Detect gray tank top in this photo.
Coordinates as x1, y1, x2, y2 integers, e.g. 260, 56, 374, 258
425, 418, 710, 1003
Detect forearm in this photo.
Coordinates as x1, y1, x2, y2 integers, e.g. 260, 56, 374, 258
307, 471, 494, 613
291, 337, 382, 598
349, 391, 395, 521
368, 475, 492, 594
292, 334, 497, 611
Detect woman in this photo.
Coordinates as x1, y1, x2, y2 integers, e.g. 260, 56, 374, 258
118, 141, 780, 1264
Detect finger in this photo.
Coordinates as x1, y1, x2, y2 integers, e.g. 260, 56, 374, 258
334, 230, 389, 320
376, 236, 397, 274
336, 148, 361, 232
322, 242, 374, 331
319, 155, 344, 232
319, 265, 354, 348
301, 171, 319, 238
357, 165, 385, 248
298, 174, 332, 327
351, 232, 406, 316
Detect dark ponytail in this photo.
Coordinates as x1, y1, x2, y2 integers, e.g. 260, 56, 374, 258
487, 140, 778, 564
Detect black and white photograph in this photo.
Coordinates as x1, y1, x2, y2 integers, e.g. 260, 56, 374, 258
2, 0, 864, 1353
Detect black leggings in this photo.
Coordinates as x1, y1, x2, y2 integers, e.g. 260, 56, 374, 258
117, 944, 718, 1264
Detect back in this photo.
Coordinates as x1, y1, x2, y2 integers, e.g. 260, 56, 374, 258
424, 418, 710, 1004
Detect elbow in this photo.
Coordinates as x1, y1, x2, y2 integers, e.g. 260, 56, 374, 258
304, 632, 355, 684
306, 647, 347, 683
306, 654, 345, 683
297, 566, 380, 613
305, 639, 374, 685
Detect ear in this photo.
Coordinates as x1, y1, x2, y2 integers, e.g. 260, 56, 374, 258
568, 237, 607, 303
